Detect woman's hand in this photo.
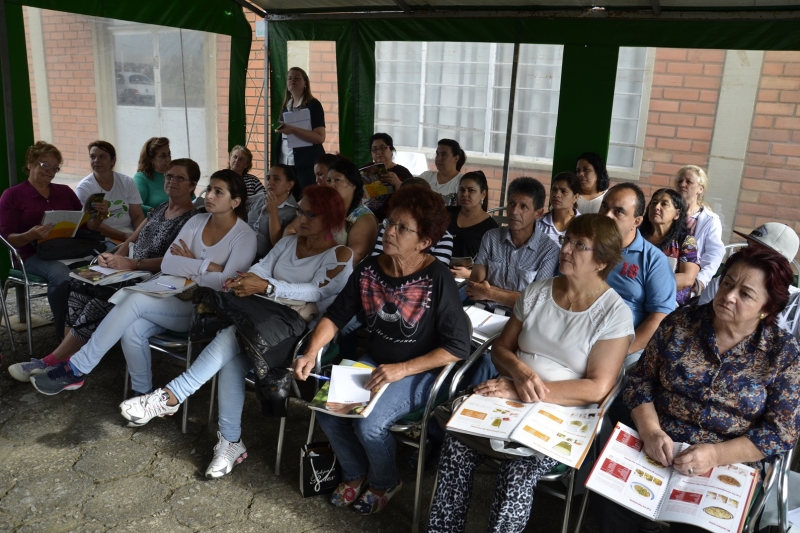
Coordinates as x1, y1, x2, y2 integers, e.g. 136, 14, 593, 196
277, 122, 296, 135
365, 363, 409, 390
507, 364, 549, 403
169, 239, 195, 259
450, 265, 472, 279
673, 443, 718, 476
293, 353, 317, 381
225, 272, 268, 297
98, 253, 134, 270
382, 171, 402, 189
26, 223, 53, 241
92, 200, 109, 217
465, 280, 493, 301
266, 190, 281, 213
474, 378, 521, 400
639, 427, 676, 468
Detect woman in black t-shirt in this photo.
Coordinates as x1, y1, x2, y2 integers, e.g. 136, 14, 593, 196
274, 67, 326, 192
447, 171, 498, 279
294, 185, 471, 515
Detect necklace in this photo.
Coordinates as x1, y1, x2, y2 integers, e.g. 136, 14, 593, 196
565, 284, 606, 311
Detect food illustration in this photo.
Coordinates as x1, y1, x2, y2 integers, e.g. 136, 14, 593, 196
719, 495, 728, 504
717, 475, 741, 487
643, 454, 666, 468
704, 506, 734, 520
730, 499, 739, 508
538, 410, 564, 424
491, 418, 502, 427
635, 469, 645, 477
553, 441, 572, 454
708, 492, 717, 500
644, 473, 653, 481
570, 420, 583, 428
631, 482, 654, 499
581, 424, 589, 433
653, 478, 663, 486
506, 401, 524, 408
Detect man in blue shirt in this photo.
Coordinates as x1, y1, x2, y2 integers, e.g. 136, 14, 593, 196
599, 183, 676, 367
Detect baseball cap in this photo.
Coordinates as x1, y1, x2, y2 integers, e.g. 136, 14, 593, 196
733, 222, 800, 262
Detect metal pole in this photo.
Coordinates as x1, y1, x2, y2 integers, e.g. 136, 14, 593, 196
499, 41, 520, 207
0, 0, 17, 187
264, 17, 269, 171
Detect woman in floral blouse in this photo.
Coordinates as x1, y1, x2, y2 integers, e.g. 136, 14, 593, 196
598, 245, 800, 533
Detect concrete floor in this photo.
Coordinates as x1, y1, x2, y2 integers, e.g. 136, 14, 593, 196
0, 289, 604, 533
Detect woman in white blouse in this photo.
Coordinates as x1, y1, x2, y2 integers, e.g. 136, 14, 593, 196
418, 139, 466, 204
120, 185, 353, 480
31, 170, 256, 395
575, 152, 610, 215
674, 165, 724, 294
537, 171, 582, 246
428, 213, 634, 533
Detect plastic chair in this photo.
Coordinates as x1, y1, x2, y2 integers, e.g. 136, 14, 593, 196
121, 329, 208, 435
487, 206, 508, 227
0, 234, 49, 355
0, 280, 13, 348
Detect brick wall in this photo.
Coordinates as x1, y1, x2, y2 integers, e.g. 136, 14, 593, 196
308, 41, 340, 155
736, 51, 800, 242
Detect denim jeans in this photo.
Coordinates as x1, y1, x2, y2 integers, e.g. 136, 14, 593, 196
23, 253, 71, 335
315, 354, 437, 490
166, 325, 251, 442
70, 292, 194, 393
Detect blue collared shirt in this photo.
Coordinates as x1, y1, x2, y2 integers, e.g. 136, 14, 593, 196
606, 229, 676, 328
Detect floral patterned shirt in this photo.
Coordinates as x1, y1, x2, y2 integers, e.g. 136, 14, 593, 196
661, 233, 699, 306
624, 304, 800, 458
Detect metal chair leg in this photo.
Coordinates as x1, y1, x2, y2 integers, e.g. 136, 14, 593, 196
0, 284, 14, 352
561, 468, 576, 533
412, 425, 429, 533
122, 365, 130, 401
24, 282, 33, 356
574, 480, 592, 533
276, 417, 287, 476
306, 410, 316, 445
180, 343, 193, 434
207, 374, 218, 431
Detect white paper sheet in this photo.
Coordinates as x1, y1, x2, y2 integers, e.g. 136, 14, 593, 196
89, 265, 120, 275
327, 366, 373, 403
282, 108, 313, 149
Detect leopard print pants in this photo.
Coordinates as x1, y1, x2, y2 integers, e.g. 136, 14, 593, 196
427, 434, 559, 533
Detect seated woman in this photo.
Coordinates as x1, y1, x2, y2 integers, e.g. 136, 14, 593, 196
30, 169, 256, 395
133, 137, 172, 214
250, 164, 298, 260
428, 214, 634, 533
640, 188, 700, 306
314, 153, 339, 187
419, 139, 466, 205
597, 245, 800, 533
537, 171, 581, 246
0, 141, 109, 338
8, 159, 199, 382
363, 132, 413, 220
76, 140, 145, 245
119, 186, 353, 479
674, 165, 724, 295
227, 145, 265, 223
575, 152, 610, 214
447, 171, 498, 279
294, 185, 471, 515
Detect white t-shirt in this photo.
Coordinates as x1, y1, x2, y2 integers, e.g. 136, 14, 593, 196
576, 191, 607, 215
513, 278, 634, 383
75, 171, 143, 234
419, 170, 462, 200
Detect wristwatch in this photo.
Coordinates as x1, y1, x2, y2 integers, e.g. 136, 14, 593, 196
265, 282, 275, 296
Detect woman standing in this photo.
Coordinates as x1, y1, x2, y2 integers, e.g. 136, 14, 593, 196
447, 171, 498, 279
575, 152, 610, 214
537, 171, 582, 246
419, 139, 466, 204
274, 67, 326, 191
0, 142, 109, 338
75, 141, 145, 243
674, 165, 724, 295
640, 188, 700, 306
133, 137, 172, 213
363, 132, 413, 220
30, 170, 256, 395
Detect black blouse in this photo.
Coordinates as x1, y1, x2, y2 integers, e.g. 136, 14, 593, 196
447, 206, 499, 259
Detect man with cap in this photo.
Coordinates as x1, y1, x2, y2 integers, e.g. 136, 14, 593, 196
698, 222, 800, 338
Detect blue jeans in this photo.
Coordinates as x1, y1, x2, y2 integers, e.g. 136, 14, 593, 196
166, 325, 251, 442
315, 354, 436, 490
70, 292, 194, 393
23, 254, 72, 336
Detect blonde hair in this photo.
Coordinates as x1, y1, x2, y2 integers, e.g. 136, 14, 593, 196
280, 67, 314, 113
675, 165, 711, 211
229, 145, 253, 175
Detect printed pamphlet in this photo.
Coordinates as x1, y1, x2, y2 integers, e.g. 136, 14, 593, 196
308, 359, 390, 418
69, 265, 151, 286
464, 305, 510, 342
359, 163, 393, 199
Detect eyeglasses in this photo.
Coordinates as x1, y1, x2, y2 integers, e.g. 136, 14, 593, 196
36, 161, 61, 173
383, 218, 418, 236
165, 173, 190, 184
295, 208, 317, 220
370, 145, 389, 153
558, 235, 593, 252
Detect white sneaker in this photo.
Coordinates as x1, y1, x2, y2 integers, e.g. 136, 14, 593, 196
119, 388, 180, 427
205, 431, 247, 479
8, 358, 53, 382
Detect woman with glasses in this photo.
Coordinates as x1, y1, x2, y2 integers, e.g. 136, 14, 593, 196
133, 137, 172, 214
8, 159, 199, 383
119, 185, 352, 480
419, 139, 466, 205
363, 132, 413, 221
75, 141, 146, 244
428, 214, 633, 533
294, 185, 471, 515
0, 141, 109, 338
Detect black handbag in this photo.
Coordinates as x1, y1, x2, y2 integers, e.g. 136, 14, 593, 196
300, 442, 341, 497
36, 229, 105, 260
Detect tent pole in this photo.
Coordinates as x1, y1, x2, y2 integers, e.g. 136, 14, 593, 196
264, 17, 269, 170
0, 0, 17, 186
499, 41, 519, 208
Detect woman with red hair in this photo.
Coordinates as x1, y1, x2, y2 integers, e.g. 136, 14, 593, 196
120, 185, 353, 480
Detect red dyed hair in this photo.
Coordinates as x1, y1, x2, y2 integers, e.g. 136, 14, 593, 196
302, 185, 346, 233
387, 184, 450, 249
719, 245, 793, 325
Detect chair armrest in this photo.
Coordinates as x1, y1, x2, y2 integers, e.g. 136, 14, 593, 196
448, 333, 500, 399
420, 361, 459, 426
0, 233, 25, 270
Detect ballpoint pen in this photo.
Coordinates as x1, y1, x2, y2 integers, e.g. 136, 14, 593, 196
285, 368, 330, 381
156, 282, 177, 290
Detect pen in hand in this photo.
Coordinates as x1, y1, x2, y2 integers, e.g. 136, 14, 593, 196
287, 368, 330, 381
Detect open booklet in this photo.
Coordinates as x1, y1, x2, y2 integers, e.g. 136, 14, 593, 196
69, 265, 152, 286
307, 359, 390, 419
585, 422, 759, 533
446, 394, 602, 468
359, 162, 393, 199
114, 274, 196, 299
464, 305, 510, 342
39, 193, 105, 242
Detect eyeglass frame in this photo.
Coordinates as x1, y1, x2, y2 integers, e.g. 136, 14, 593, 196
558, 235, 594, 252
295, 208, 317, 220
35, 160, 62, 173
382, 217, 418, 236
370, 144, 390, 153
164, 173, 192, 184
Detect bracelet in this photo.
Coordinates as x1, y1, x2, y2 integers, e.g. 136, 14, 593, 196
136, 259, 141, 269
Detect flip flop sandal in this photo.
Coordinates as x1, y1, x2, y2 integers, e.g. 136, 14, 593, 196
352, 481, 403, 515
